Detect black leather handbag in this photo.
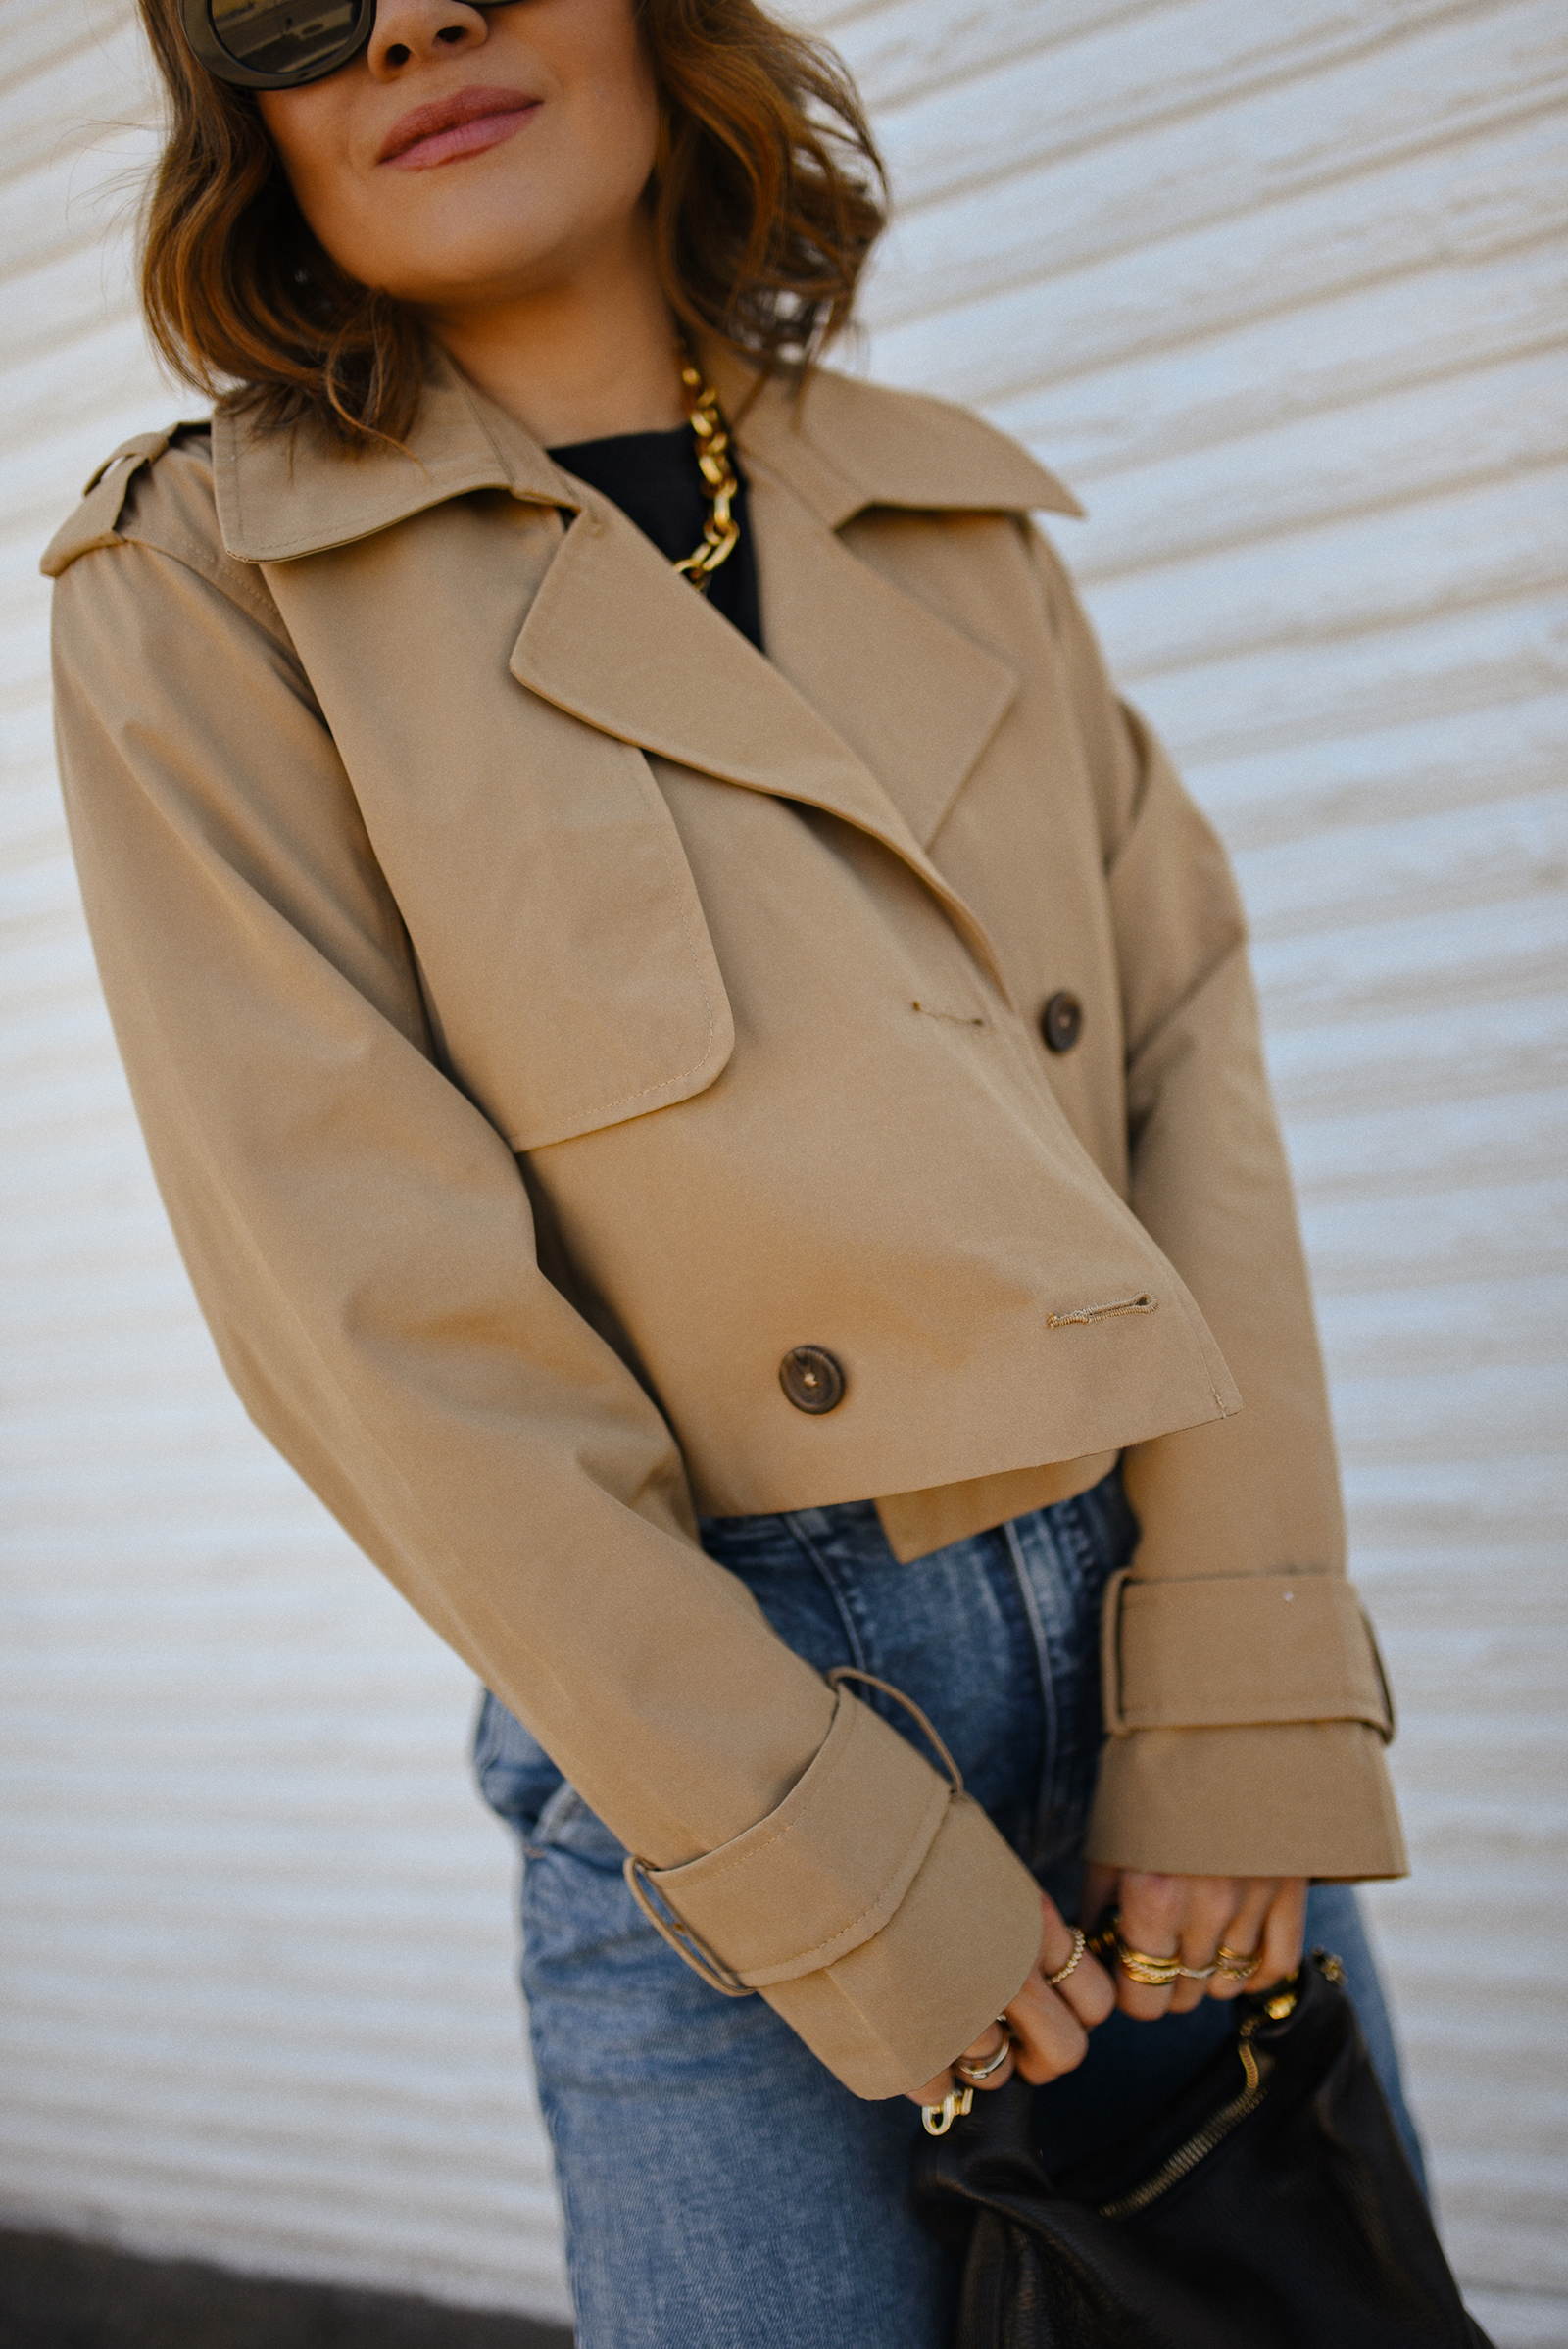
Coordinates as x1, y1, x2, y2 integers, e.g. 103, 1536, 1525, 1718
913, 1950, 1493, 2349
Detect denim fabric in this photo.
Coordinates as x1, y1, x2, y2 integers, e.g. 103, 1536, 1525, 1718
474, 1471, 1424, 2349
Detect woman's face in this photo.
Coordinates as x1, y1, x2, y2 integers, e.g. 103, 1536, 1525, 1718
259, 0, 661, 315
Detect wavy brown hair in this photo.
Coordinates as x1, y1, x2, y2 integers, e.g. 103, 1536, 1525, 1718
136, 0, 886, 447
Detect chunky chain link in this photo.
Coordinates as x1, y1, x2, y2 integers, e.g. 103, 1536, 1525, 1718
672, 343, 741, 592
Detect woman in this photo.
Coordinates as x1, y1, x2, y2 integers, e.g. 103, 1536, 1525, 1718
46, 0, 1420, 2339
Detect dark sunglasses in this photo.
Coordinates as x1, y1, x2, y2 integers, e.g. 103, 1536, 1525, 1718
180, 0, 514, 90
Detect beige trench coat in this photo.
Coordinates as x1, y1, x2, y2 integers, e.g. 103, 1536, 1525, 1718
44, 347, 1405, 2101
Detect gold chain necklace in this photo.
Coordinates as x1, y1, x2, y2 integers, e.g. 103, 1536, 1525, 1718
672, 344, 741, 593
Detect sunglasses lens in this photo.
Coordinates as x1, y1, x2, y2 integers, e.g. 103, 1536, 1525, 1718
207, 0, 364, 77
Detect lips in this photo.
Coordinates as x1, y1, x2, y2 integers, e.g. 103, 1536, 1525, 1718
378, 84, 539, 170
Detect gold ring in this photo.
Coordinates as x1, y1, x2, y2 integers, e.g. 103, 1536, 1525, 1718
1116, 1935, 1182, 1988
1046, 1926, 1087, 1987
956, 2031, 1012, 2085
1214, 1943, 1261, 1982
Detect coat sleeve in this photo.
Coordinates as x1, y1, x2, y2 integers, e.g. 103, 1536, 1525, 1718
44, 450, 1045, 2096
1029, 529, 1406, 1883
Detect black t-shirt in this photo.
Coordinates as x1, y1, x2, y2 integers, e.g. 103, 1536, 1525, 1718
548, 422, 762, 653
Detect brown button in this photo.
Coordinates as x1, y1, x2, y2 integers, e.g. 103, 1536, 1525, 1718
779, 1346, 846, 1415
1042, 991, 1085, 1054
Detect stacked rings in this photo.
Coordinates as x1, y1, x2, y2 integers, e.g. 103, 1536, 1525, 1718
1115, 1932, 1264, 1985
1114, 1933, 1222, 1985
1115, 1939, 1184, 1988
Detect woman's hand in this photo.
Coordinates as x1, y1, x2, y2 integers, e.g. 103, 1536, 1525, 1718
906, 1893, 1115, 2108
1081, 1867, 1308, 2017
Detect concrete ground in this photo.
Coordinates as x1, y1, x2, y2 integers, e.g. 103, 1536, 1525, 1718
0, 2231, 573, 2349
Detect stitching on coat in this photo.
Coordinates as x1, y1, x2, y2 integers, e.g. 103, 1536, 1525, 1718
911, 1000, 984, 1027
122, 528, 296, 643
651, 1703, 954, 1978
1117, 1692, 1391, 1726
741, 1783, 952, 1975
658, 1688, 866, 1888
1047, 1293, 1156, 1328
657, 1691, 944, 1905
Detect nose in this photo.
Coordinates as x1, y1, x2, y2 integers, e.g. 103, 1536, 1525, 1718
366, 0, 492, 78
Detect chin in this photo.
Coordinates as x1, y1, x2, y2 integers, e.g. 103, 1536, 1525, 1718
354, 215, 557, 305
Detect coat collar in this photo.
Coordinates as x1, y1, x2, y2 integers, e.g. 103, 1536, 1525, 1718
706, 342, 1082, 532
211, 340, 1081, 564
211, 349, 576, 562
212, 344, 1080, 995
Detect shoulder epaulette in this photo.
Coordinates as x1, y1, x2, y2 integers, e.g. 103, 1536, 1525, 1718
40, 421, 211, 578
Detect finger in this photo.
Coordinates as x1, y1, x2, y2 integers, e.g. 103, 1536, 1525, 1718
1253, 1878, 1308, 1992
906, 2012, 1017, 2107
1113, 1871, 1183, 2019
972, 2048, 1016, 2093
1202, 1878, 1278, 2003
1005, 1903, 1098, 2083
955, 2023, 1016, 2096
1005, 1973, 1090, 2085
906, 2067, 955, 2108
1035, 1894, 1114, 2030
1165, 1878, 1242, 2015
1081, 1860, 1119, 1931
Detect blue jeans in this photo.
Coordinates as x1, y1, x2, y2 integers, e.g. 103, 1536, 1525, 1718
475, 1471, 1423, 2349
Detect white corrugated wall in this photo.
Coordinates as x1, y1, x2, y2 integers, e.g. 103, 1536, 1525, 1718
1, 1, 573, 2320
2, 0, 1564, 2339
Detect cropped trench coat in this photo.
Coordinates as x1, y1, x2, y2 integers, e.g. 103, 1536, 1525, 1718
45, 345, 1405, 2102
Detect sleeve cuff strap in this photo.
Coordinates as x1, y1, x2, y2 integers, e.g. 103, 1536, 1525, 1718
1087, 1720, 1408, 1880
631, 1686, 954, 1988
1102, 1569, 1395, 1740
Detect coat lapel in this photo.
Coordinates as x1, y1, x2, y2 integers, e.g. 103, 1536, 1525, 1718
710, 346, 1080, 852
507, 487, 1012, 989
742, 465, 1017, 850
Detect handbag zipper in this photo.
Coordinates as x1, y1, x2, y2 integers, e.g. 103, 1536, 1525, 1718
1096, 2010, 1278, 2221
